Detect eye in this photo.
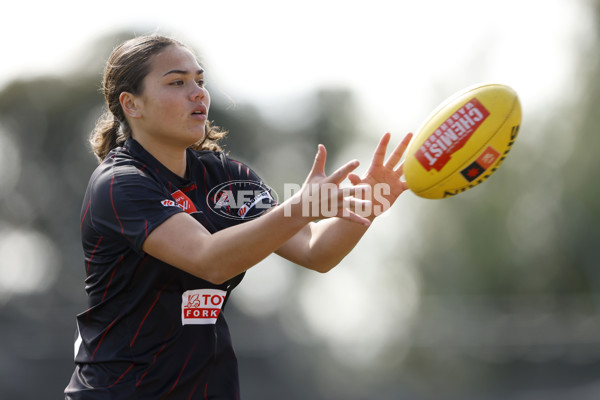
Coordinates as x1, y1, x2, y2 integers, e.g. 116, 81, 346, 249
170, 80, 184, 86
197, 79, 205, 88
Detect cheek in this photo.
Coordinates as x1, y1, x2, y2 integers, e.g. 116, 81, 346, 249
156, 97, 186, 119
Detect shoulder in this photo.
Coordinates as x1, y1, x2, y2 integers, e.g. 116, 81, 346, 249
88, 147, 163, 198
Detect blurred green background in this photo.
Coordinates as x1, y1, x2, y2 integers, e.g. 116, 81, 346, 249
1, 0, 599, 399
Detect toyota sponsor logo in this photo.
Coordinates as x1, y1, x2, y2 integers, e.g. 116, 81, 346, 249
181, 289, 228, 325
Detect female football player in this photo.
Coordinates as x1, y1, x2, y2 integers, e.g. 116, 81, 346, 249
65, 34, 412, 399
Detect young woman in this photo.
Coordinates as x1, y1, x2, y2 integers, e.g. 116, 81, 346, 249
65, 34, 412, 399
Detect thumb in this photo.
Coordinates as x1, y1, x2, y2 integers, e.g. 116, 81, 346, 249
348, 173, 363, 185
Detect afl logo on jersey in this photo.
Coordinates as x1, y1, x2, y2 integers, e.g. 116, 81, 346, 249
207, 180, 277, 220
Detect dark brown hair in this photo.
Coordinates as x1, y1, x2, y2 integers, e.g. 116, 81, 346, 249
90, 35, 226, 161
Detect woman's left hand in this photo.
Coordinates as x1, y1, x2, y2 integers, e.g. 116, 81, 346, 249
347, 132, 413, 218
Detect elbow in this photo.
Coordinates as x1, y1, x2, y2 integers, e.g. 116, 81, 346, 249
189, 247, 240, 285
306, 258, 342, 274
192, 262, 231, 285
313, 264, 336, 274
205, 274, 229, 285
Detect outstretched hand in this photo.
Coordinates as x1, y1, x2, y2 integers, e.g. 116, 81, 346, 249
294, 144, 373, 226
347, 132, 413, 217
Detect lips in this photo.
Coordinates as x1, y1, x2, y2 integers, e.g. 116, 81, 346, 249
191, 104, 208, 120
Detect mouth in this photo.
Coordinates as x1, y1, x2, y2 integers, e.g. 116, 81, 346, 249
191, 105, 208, 120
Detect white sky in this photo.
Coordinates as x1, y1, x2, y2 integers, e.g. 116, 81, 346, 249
0, 0, 593, 134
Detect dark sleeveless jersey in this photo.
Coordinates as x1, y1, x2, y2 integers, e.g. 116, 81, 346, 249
65, 138, 275, 399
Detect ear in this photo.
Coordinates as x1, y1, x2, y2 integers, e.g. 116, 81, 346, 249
119, 92, 142, 119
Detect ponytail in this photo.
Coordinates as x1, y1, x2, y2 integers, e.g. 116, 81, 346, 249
89, 111, 128, 161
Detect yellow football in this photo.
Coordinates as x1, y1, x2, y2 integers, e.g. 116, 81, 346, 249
404, 83, 521, 199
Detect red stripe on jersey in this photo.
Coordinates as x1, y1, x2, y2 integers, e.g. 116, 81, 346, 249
230, 160, 250, 177
133, 255, 151, 280
167, 339, 198, 396
136, 326, 174, 387
90, 318, 118, 361
221, 159, 234, 196
129, 283, 168, 348
100, 254, 124, 302
186, 377, 203, 400
185, 362, 211, 400
81, 198, 91, 232
108, 362, 135, 389
110, 175, 125, 235
87, 236, 104, 276
181, 183, 197, 193
202, 163, 209, 207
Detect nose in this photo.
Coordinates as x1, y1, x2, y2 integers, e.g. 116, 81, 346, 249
190, 84, 207, 102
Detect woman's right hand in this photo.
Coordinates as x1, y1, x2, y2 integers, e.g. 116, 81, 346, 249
285, 144, 372, 226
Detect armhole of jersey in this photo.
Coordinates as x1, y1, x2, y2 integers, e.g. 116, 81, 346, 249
222, 272, 245, 311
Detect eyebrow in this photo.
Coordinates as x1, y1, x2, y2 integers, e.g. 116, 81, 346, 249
162, 69, 204, 77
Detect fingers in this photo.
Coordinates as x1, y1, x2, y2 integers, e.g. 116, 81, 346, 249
308, 144, 327, 178
334, 192, 373, 226
384, 132, 413, 170
339, 185, 374, 225
312, 133, 413, 182
308, 144, 359, 185
328, 159, 360, 185
394, 161, 405, 177
371, 132, 392, 166
347, 173, 363, 185
336, 208, 371, 226
298, 134, 413, 223
294, 183, 372, 225
338, 184, 371, 201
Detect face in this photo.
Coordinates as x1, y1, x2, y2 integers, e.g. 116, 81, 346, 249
127, 45, 210, 149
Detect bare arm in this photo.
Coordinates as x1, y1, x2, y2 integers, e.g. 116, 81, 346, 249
275, 216, 372, 272
143, 202, 309, 284
142, 144, 369, 284
276, 132, 413, 272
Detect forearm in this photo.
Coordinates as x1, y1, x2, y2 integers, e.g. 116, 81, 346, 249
200, 205, 309, 282
279, 214, 374, 273
311, 216, 375, 270
143, 200, 311, 285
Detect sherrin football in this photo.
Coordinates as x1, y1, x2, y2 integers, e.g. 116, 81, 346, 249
404, 83, 521, 199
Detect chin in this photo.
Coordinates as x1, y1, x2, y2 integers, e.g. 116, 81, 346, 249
188, 131, 206, 147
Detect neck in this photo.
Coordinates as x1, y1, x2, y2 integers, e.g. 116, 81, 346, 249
134, 135, 188, 178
